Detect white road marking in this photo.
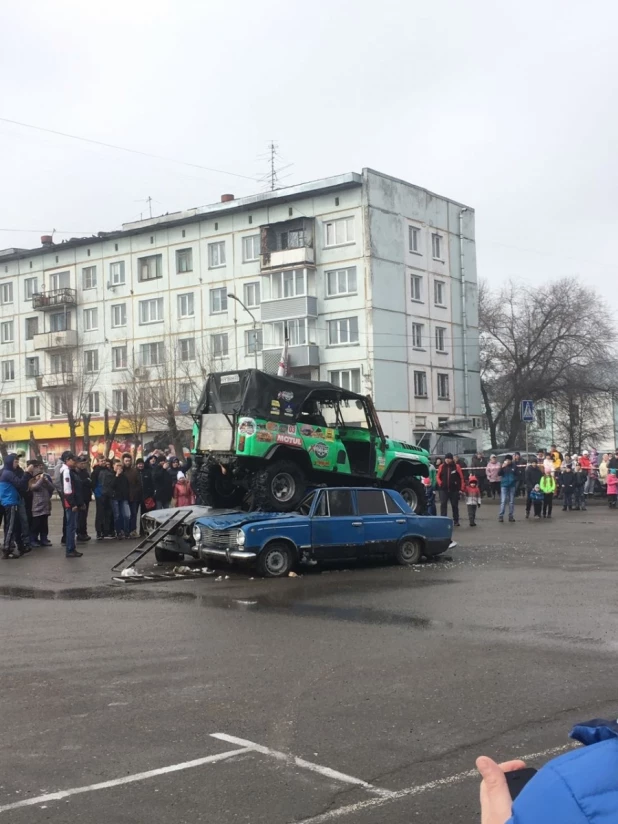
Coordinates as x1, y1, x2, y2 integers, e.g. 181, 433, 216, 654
0, 747, 252, 815
291, 744, 573, 824
211, 733, 395, 797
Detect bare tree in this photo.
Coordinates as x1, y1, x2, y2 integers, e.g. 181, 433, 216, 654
103, 408, 122, 458
40, 351, 102, 453
480, 277, 617, 448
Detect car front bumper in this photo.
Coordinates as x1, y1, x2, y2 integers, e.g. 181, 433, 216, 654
197, 545, 257, 563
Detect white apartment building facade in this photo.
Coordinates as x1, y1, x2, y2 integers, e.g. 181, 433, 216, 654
0, 168, 482, 456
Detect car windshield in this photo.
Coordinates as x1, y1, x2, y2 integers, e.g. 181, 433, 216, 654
297, 491, 316, 515
318, 398, 369, 429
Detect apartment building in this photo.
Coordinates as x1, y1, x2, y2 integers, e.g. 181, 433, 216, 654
0, 168, 482, 459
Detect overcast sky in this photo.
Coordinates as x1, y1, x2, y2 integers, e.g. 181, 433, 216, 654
1, 0, 617, 307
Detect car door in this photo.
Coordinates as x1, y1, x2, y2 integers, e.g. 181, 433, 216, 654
357, 489, 406, 557
310, 489, 364, 560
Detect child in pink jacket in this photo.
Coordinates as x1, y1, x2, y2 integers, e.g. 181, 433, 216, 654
607, 469, 618, 508
172, 472, 196, 507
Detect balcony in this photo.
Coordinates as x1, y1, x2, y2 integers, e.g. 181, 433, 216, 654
263, 344, 319, 373
261, 247, 315, 271
260, 218, 315, 271
33, 330, 78, 351
32, 288, 77, 311
36, 373, 75, 390
261, 295, 318, 322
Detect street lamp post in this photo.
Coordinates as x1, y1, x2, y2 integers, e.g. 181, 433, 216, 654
227, 292, 259, 370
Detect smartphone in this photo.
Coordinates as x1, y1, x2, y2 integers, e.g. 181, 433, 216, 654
506, 767, 537, 800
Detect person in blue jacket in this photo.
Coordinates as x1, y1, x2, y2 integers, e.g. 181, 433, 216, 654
497, 455, 518, 523
0, 453, 31, 558
477, 717, 618, 823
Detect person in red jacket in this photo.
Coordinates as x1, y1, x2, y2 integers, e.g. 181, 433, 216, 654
436, 453, 464, 526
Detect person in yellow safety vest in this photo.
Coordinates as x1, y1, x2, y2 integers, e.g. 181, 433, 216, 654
540, 473, 556, 518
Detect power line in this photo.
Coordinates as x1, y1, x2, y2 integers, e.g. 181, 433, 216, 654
0, 116, 261, 183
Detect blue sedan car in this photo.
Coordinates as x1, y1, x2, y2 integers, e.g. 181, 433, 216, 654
192, 487, 455, 578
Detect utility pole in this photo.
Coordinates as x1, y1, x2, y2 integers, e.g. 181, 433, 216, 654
146, 196, 153, 218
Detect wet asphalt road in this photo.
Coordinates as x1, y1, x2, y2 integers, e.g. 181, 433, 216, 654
2, 501, 618, 823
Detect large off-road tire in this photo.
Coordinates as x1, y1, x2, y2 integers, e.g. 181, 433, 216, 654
389, 476, 427, 515
256, 541, 295, 578
196, 461, 245, 509
155, 546, 185, 563
254, 460, 307, 512
395, 537, 423, 566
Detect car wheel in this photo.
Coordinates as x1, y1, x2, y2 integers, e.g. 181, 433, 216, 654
196, 461, 246, 508
256, 542, 294, 578
391, 476, 427, 515
255, 461, 306, 512
396, 538, 423, 566
155, 546, 185, 563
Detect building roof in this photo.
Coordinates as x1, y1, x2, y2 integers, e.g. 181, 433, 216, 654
0, 172, 362, 263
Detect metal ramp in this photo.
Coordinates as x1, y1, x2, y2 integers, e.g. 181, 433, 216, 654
111, 510, 191, 572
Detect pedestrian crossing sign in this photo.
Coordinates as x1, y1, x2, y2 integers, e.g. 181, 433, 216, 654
520, 400, 535, 423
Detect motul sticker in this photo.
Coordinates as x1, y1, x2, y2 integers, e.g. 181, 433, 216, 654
277, 434, 302, 447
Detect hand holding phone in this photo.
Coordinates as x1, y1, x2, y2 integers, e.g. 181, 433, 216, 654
505, 767, 537, 800
476, 756, 529, 824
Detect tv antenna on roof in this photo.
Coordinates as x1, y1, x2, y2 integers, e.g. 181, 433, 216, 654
257, 142, 293, 192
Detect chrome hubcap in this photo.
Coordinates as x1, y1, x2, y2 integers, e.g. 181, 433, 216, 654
272, 472, 295, 503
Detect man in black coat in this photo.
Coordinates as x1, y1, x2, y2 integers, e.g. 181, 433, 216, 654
524, 457, 543, 518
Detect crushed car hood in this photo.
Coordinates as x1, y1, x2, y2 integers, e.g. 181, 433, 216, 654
195, 511, 304, 530
145, 505, 240, 522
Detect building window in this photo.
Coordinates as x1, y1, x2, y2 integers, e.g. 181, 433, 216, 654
111, 303, 127, 328
411, 275, 422, 302
25, 356, 39, 378
2, 399, 15, 421
140, 386, 165, 410
1, 321, 14, 343
2, 360, 15, 382
245, 329, 263, 355
210, 288, 228, 314
51, 353, 72, 374
242, 235, 260, 262
50, 271, 70, 291
179, 383, 193, 404
110, 261, 126, 285
26, 396, 40, 419
50, 312, 70, 333
272, 318, 309, 347
432, 233, 443, 260
208, 241, 226, 268
83, 307, 98, 331
51, 393, 68, 417
435, 326, 446, 352
0, 282, 14, 304
112, 345, 127, 370
25, 317, 39, 340
326, 267, 357, 297
414, 371, 427, 398
411, 323, 424, 349
178, 338, 195, 362
140, 341, 165, 367
211, 333, 229, 357
84, 350, 99, 373
434, 280, 446, 306
329, 368, 361, 393
86, 392, 100, 414
112, 389, 129, 412
324, 216, 355, 247
437, 373, 450, 399
139, 298, 164, 324
536, 408, 547, 430
176, 248, 193, 273
24, 277, 38, 300
266, 269, 306, 300
328, 316, 359, 346
82, 266, 97, 289
177, 293, 195, 318
239, 282, 259, 309
137, 254, 162, 282
409, 226, 420, 253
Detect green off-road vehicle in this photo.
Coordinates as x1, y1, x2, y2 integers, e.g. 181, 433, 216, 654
192, 369, 430, 513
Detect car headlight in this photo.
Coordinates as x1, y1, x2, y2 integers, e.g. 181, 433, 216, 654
236, 529, 245, 547
192, 524, 202, 543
